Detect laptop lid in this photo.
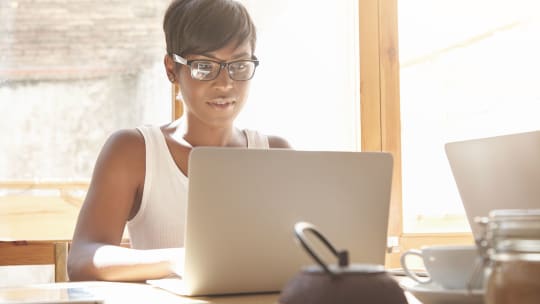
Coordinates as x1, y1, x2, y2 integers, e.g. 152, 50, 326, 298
180, 148, 394, 296
445, 130, 540, 238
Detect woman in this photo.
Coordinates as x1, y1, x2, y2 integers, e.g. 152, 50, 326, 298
67, 0, 290, 282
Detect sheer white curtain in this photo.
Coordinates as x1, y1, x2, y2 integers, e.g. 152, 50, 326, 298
237, 0, 360, 151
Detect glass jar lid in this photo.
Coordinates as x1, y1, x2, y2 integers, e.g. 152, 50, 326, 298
485, 209, 540, 259
488, 209, 540, 237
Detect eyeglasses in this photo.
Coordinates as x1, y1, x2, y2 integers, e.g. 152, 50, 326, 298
172, 54, 259, 81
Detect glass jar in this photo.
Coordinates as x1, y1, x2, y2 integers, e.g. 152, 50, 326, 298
478, 209, 540, 304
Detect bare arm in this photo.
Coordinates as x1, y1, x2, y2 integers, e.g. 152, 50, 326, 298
68, 129, 182, 282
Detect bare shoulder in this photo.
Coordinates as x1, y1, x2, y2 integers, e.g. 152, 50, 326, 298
92, 128, 146, 187
268, 135, 292, 149
103, 128, 145, 154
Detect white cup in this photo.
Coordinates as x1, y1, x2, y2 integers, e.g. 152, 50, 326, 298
400, 244, 484, 290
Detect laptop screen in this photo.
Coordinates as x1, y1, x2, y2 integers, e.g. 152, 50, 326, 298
180, 148, 394, 295
445, 130, 540, 238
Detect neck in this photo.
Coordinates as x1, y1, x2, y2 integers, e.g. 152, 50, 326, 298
176, 115, 246, 147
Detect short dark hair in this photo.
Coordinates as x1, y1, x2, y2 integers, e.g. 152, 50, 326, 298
163, 0, 257, 57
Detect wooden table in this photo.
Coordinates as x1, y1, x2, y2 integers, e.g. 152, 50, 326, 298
0, 278, 423, 304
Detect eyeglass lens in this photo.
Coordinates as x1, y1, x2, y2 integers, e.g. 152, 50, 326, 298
190, 60, 256, 81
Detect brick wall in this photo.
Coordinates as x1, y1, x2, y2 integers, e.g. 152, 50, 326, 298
0, 1, 172, 181
0, 0, 169, 81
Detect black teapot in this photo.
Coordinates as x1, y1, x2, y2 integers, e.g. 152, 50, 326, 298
279, 222, 408, 304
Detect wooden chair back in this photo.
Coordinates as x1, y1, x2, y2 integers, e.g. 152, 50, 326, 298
0, 240, 69, 282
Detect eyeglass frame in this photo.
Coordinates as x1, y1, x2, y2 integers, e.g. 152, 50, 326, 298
172, 53, 259, 81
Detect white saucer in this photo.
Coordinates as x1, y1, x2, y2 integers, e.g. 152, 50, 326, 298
402, 281, 484, 304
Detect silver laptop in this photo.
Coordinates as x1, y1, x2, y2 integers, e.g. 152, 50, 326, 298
149, 148, 393, 296
445, 130, 540, 238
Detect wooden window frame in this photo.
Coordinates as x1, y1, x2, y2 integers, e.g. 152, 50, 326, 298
172, 84, 183, 120
358, 0, 473, 268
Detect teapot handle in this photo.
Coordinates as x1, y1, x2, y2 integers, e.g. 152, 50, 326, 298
294, 222, 348, 275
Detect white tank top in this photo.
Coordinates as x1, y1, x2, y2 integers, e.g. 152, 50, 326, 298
127, 125, 269, 249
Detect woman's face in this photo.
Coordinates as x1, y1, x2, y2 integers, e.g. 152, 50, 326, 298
175, 41, 254, 128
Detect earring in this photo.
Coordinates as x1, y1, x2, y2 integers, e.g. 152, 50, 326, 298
168, 73, 175, 82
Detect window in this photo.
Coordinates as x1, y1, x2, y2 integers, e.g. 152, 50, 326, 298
239, 0, 360, 151
399, 0, 540, 233
1, 0, 362, 240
